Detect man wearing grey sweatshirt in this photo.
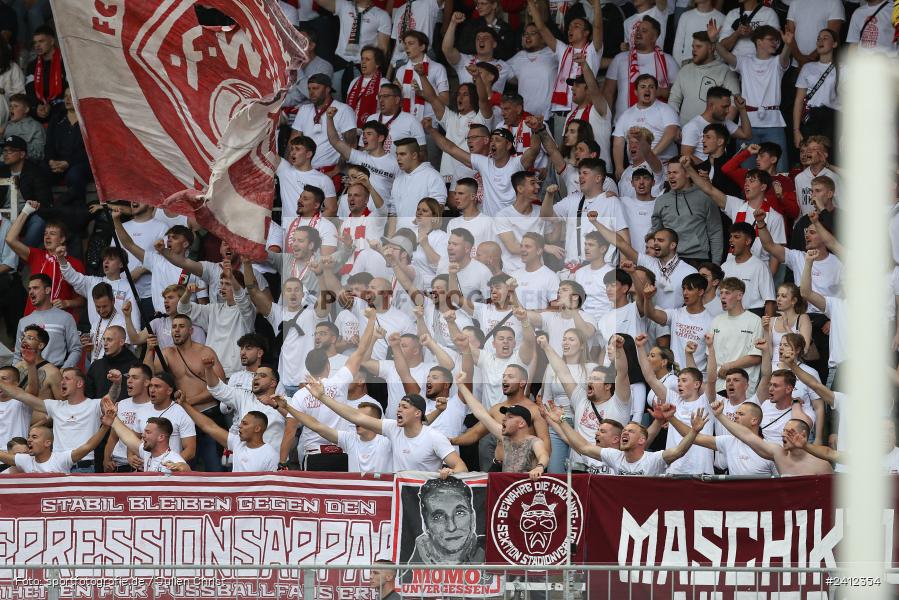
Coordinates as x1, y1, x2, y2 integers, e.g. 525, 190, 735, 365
651, 159, 724, 267
14, 273, 81, 368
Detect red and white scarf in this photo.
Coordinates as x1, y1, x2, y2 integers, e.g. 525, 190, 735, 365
565, 103, 592, 129
509, 113, 531, 153
551, 43, 587, 109
338, 209, 372, 275
34, 48, 63, 104
401, 60, 427, 121
734, 199, 771, 236
285, 212, 322, 249
627, 22, 670, 107
346, 72, 381, 127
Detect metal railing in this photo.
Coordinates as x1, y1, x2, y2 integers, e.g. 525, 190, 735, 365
0, 563, 894, 599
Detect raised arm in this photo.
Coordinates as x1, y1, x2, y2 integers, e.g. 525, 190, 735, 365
641, 282, 669, 326
275, 395, 339, 444
590, 0, 603, 52
784, 427, 841, 463
455, 371, 502, 437
308, 375, 383, 434
325, 107, 355, 161
242, 258, 274, 316
575, 53, 608, 117
535, 335, 579, 399
611, 335, 631, 405
526, 0, 558, 50
101, 396, 142, 454
110, 208, 146, 263
656, 402, 717, 450
540, 400, 600, 459
519, 115, 544, 171
5, 200, 37, 260
682, 156, 726, 209
588, 213, 637, 262
633, 334, 668, 402
709, 20, 736, 67
661, 408, 707, 464
412, 64, 446, 121
441, 12, 464, 65
799, 249, 826, 312
752, 208, 787, 264
422, 118, 472, 168
121, 300, 148, 345
173, 390, 229, 448
0, 379, 46, 413
709, 399, 777, 460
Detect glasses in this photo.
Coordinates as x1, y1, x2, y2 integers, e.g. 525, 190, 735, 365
2, 149, 21, 155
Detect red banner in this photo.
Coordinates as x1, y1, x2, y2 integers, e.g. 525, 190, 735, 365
0, 472, 394, 599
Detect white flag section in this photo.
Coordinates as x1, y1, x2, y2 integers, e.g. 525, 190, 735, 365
49, 0, 307, 259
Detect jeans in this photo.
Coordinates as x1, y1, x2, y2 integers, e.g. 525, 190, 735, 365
547, 426, 570, 474
21, 213, 45, 248
282, 385, 300, 399
192, 406, 226, 472
742, 126, 789, 173
70, 462, 95, 474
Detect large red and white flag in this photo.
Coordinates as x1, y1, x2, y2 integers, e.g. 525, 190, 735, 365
50, 0, 307, 258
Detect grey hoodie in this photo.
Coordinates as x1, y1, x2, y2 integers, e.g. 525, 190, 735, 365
667, 60, 741, 125
651, 186, 723, 262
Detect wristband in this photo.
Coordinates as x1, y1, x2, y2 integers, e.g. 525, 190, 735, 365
21, 202, 36, 216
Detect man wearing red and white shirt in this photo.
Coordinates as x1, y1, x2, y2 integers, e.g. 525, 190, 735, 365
5, 201, 84, 317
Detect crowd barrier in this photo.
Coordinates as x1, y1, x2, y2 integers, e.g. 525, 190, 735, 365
0, 472, 894, 599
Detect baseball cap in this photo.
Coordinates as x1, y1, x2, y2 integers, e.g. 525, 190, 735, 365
402, 394, 427, 416
152, 371, 177, 391
565, 74, 586, 86
307, 73, 334, 90
491, 128, 514, 144
3, 136, 26, 151
500, 404, 533, 426
380, 234, 415, 256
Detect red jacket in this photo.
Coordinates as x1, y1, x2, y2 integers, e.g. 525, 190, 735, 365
722, 149, 799, 228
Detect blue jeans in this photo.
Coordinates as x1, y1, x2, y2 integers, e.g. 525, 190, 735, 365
70, 462, 95, 474
22, 213, 45, 249
547, 427, 570, 474
742, 126, 789, 173
282, 385, 300, 399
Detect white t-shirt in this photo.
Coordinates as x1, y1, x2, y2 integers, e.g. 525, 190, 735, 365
0, 398, 31, 449
760, 399, 793, 445
824, 296, 846, 367
111, 397, 149, 465
612, 100, 680, 161
389, 162, 447, 230
437, 108, 488, 182
389, 0, 442, 63
722, 196, 786, 265
599, 447, 668, 476
794, 167, 840, 216
554, 191, 628, 265
507, 47, 557, 118
470, 154, 524, 217
663, 307, 713, 372
266, 303, 323, 386
710, 310, 764, 391
228, 433, 279, 472
381, 418, 455, 471
276, 161, 337, 226
847, 1, 895, 49
623, 7, 669, 47
722, 254, 775, 310
121, 217, 170, 299
618, 163, 665, 200
606, 50, 680, 122
142, 246, 206, 313
334, 0, 392, 63
636, 253, 697, 309
289, 366, 355, 454
471, 303, 522, 349
715, 434, 776, 476
723, 7, 781, 57
446, 214, 495, 258
664, 392, 714, 475
681, 115, 739, 161
795, 62, 840, 110
571, 262, 613, 321
43, 397, 102, 461
426, 394, 468, 442
338, 429, 394, 473
495, 204, 545, 272
369, 110, 427, 154
452, 54, 511, 92
672, 9, 726, 65
475, 350, 522, 409
138, 446, 185, 474
137, 402, 196, 456
597, 302, 644, 348
509, 265, 559, 310
395, 59, 449, 121
377, 359, 434, 420
346, 149, 399, 207
570, 387, 629, 467
15, 450, 74, 473
787, 0, 844, 58
291, 100, 357, 168
784, 249, 842, 315
619, 196, 657, 250
735, 55, 787, 128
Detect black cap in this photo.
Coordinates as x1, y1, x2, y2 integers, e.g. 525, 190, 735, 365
491, 128, 514, 144
3, 135, 26, 151
500, 404, 533, 426
153, 371, 177, 391
403, 394, 427, 417
566, 74, 586, 86
307, 73, 334, 90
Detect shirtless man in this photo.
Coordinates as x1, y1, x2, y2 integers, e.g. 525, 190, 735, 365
449, 363, 550, 467
145, 314, 225, 411
18, 327, 62, 399
710, 399, 832, 475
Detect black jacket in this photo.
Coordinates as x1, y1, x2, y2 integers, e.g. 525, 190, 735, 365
85, 347, 140, 400
0, 159, 51, 210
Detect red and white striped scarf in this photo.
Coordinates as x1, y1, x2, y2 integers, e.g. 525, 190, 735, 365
401, 61, 427, 121
627, 21, 670, 107
551, 43, 587, 108
346, 72, 381, 127
338, 209, 372, 275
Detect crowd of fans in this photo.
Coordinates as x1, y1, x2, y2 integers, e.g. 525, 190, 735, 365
0, 0, 893, 480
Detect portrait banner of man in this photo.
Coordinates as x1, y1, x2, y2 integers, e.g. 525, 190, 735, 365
392, 473, 502, 597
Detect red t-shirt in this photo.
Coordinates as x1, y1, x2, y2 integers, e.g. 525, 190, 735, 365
24, 247, 85, 317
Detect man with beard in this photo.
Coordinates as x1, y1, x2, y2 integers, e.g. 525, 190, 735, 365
104, 364, 152, 472
367, 83, 426, 154
15, 273, 80, 369
450, 363, 548, 472
669, 32, 740, 125
205, 358, 285, 450
454, 370, 548, 478
443, 229, 491, 305
17, 325, 62, 399
327, 117, 394, 218
0, 367, 107, 472
123, 371, 195, 465
227, 334, 270, 393
409, 476, 484, 565
507, 21, 557, 121
710, 399, 831, 476
103, 394, 188, 474
174, 388, 278, 473
419, 366, 467, 443
335, 171, 388, 277
121, 286, 207, 350
0, 414, 113, 474
277, 136, 338, 221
